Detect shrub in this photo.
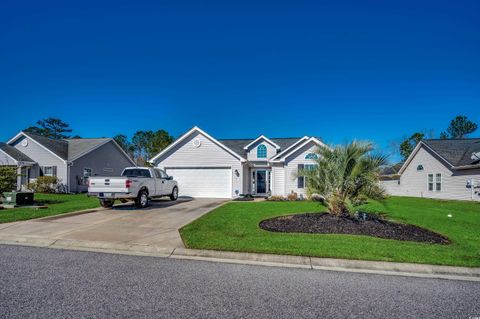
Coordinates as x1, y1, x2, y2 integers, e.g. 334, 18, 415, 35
309, 193, 325, 203
27, 176, 59, 193
352, 194, 369, 206
267, 195, 286, 201
287, 192, 298, 201
299, 141, 388, 217
0, 166, 18, 194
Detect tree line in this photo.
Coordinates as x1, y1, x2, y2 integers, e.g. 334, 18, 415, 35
23, 117, 174, 165
397, 115, 477, 161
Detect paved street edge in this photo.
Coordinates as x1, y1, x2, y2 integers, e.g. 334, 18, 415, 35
0, 234, 479, 282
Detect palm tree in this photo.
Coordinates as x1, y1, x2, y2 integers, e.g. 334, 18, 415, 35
301, 141, 388, 217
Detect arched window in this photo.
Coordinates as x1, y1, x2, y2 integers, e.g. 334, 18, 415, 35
257, 144, 267, 158
305, 153, 318, 160
417, 164, 424, 171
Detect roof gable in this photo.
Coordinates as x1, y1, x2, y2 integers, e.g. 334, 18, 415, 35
271, 137, 327, 162
7, 131, 134, 164
243, 136, 281, 150
149, 126, 246, 163
0, 142, 35, 163
399, 138, 480, 174
8, 132, 68, 161
218, 137, 302, 158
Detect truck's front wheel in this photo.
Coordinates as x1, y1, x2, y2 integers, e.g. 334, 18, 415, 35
99, 199, 114, 208
135, 190, 150, 208
170, 187, 178, 201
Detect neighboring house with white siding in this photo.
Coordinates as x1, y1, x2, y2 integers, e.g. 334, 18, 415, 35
4, 131, 135, 193
381, 138, 480, 201
149, 126, 326, 198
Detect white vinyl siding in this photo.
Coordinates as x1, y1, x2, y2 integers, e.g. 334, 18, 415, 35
284, 141, 319, 197
11, 136, 68, 191
153, 131, 243, 198
382, 146, 480, 201
0, 150, 18, 165
246, 139, 277, 161
271, 163, 286, 196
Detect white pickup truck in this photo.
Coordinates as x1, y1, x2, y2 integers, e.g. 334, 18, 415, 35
88, 167, 178, 208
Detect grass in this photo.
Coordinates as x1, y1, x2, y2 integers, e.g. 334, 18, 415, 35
0, 193, 100, 223
180, 196, 480, 267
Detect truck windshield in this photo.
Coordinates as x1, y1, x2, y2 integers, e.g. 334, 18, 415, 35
122, 169, 151, 178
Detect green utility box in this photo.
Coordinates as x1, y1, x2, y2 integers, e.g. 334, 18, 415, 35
2, 192, 35, 206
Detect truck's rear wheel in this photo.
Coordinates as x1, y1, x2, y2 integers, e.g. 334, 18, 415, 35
135, 190, 150, 208
170, 186, 178, 201
100, 199, 114, 208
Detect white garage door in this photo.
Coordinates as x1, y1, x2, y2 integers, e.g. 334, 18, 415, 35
165, 168, 232, 198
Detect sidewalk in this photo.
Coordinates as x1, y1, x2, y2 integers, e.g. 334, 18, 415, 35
1, 234, 479, 282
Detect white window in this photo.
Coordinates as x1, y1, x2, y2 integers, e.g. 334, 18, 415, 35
257, 144, 267, 158
43, 166, 56, 177
417, 165, 424, 171
428, 174, 434, 191
300, 164, 318, 188
435, 173, 442, 191
305, 153, 318, 160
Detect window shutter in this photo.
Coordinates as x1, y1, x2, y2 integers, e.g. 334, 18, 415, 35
297, 164, 304, 188
52, 166, 57, 177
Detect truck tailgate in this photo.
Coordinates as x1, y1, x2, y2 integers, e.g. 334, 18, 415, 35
88, 177, 129, 193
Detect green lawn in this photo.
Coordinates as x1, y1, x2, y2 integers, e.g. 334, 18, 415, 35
180, 197, 480, 267
0, 193, 100, 223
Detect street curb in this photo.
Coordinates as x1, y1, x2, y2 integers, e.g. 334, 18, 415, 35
0, 236, 479, 282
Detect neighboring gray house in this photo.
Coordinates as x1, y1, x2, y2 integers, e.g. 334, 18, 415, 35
149, 126, 326, 198
4, 131, 135, 193
381, 138, 480, 201
0, 142, 37, 189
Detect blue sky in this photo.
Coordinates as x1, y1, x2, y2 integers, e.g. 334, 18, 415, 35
0, 0, 478, 161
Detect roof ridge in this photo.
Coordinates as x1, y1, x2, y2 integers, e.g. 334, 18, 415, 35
65, 137, 111, 140
218, 137, 304, 140
424, 137, 480, 141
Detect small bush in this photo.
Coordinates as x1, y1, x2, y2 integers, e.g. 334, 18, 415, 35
27, 176, 60, 193
309, 193, 325, 202
267, 195, 286, 201
0, 166, 18, 194
287, 192, 298, 201
352, 194, 369, 206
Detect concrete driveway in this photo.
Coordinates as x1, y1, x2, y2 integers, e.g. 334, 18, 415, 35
0, 198, 225, 249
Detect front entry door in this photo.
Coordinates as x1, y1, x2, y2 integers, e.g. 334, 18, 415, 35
256, 170, 267, 194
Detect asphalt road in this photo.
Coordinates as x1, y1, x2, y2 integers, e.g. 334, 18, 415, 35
0, 245, 478, 319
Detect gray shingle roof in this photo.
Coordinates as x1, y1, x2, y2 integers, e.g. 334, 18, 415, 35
23, 132, 69, 160
380, 162, 404, 175
0, 142, 35, 163
218, 137, 303, 158
66, 138, 111, 160
423, 138, 480, 167
17, 132, 113, 161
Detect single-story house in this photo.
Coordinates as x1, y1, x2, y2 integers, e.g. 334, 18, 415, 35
3, 131, 136, 193
149, 126, 326, 198
381, 138, 480, 201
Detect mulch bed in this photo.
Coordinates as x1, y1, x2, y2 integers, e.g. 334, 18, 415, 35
259, 213, 450, 244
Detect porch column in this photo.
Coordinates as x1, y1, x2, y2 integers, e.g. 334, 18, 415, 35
16, 166, 22, 191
